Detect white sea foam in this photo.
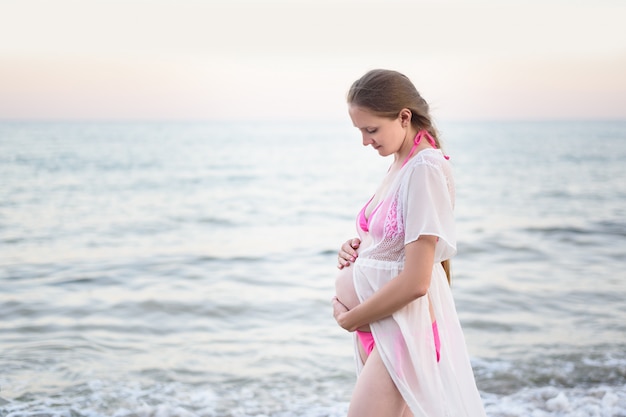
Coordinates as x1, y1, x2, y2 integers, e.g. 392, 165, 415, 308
483, 385, 626, 417
1, 379, 625, 417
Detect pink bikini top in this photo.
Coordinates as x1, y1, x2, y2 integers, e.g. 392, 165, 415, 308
358, 130, 448, 233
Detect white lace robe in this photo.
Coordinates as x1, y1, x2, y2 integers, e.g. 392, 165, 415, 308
352, 149, 487, 417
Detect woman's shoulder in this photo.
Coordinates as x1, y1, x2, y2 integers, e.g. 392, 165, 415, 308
407, 148, 450, 171
402, 148, 455, 193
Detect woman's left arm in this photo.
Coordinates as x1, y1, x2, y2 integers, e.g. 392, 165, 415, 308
332, 234, 437, 332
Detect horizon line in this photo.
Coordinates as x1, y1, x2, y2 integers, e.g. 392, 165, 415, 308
1, 117, 626, 124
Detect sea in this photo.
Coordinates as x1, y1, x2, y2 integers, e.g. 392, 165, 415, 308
1, 120, 625, 417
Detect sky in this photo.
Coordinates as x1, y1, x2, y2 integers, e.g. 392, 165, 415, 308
0, 0, 625, 122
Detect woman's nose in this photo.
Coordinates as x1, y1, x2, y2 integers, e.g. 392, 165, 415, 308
362, 134, 373, 146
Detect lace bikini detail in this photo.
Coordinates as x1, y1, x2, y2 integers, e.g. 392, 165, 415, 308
384, 198, 401, 239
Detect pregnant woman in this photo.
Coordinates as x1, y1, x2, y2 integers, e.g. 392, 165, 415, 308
332, 69, 486, 417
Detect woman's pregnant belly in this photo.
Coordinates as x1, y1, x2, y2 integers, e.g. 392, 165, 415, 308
335, 265, 360, 310
335, 264, 371, 332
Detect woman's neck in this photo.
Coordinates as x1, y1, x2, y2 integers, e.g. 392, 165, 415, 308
392, 129, 432, 169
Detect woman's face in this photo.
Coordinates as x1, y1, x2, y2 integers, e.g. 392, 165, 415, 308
348, 105, 405, 157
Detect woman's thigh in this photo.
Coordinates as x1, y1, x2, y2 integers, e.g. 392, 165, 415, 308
348, 346, 408, 417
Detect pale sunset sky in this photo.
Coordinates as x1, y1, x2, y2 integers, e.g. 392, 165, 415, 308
0, 0, 624, 122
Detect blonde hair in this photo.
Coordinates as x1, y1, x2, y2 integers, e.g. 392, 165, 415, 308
348, 69, 451, 284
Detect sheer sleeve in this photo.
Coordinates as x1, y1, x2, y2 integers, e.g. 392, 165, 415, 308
402, 161, 456, 262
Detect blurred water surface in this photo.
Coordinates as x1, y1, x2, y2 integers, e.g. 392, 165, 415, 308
1, 120, 625, 416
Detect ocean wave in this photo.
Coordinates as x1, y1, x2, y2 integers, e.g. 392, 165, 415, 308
483, 385, 626, 417
473, 350, 626, 395
0, 376, 352, 417
524, 220, 626, 238
1, 379, 624, 417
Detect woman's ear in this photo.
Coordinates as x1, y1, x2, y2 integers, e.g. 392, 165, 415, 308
399, 108, 412, 127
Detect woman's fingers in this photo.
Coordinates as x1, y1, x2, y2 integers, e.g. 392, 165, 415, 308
337, 250, 354, 269
332, 297, 350, 330
336, 238, 362, 269
342, 238, 360, 259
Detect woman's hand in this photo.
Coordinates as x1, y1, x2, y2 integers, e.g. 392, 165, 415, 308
337, 238, 361, 269
332, 296, 352, 331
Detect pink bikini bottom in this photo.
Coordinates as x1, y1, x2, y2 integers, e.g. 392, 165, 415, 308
356, 321, 441, 362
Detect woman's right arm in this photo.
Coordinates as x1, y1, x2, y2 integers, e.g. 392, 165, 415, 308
333, 235, 437, 332
337, 238, 361, 269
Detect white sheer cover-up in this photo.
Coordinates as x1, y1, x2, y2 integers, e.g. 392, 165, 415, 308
352, 149, 487, 417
